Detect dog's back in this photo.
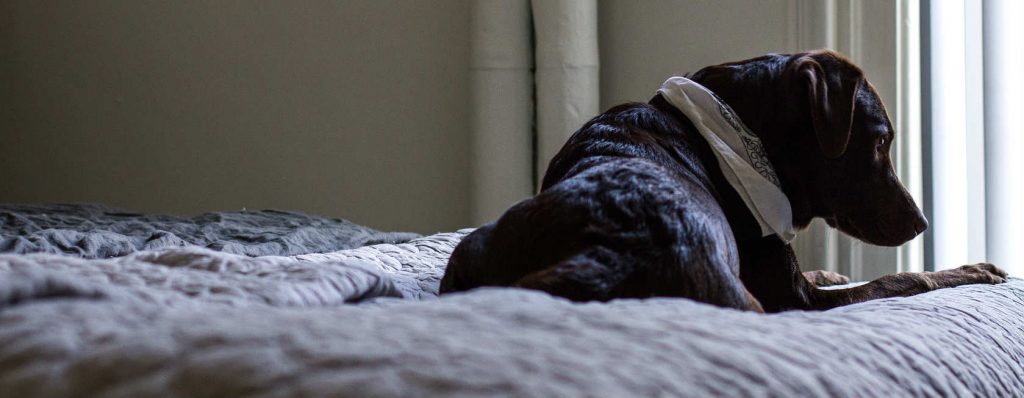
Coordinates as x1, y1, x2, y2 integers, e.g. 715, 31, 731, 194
439, 102, 754, 309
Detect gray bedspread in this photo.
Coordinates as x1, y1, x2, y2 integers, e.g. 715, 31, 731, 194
1, 225, 1022, 397
0, 203, 419, 258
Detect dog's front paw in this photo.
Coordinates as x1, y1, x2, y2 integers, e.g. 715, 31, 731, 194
804, 270, 851, 287
935, 263, 1008, 286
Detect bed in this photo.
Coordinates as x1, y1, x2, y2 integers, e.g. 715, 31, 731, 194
1, 204, 1022, 397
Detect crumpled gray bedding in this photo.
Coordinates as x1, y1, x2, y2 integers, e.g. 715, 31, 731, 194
1, 224, 1022, 397
0, 203, 419, 258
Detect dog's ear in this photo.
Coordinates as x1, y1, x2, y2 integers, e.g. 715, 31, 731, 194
793, 54, 863, 158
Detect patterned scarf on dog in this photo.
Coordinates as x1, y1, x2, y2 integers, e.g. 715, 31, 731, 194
657, 77, 796, 242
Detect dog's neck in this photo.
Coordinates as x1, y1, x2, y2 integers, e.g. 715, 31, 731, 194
649, 94, 770, 242
654, 77, 797, 241
692, 65, 819, 229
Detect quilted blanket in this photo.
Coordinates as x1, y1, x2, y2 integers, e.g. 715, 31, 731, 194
1, 205, 1022, 397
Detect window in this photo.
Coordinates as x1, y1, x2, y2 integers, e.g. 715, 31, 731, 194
926, 0, 1024, 274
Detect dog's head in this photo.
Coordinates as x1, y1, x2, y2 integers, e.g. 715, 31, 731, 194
691, 50, 926, 246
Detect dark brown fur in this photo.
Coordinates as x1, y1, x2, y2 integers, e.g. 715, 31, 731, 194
440, 50, 1006, 312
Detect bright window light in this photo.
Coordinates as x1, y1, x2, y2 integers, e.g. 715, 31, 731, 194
984, 0, 1024, 276
930, 0, 976, 270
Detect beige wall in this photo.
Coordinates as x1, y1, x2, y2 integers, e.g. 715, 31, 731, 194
0, 1, 470, 233
598, 0, 791, 109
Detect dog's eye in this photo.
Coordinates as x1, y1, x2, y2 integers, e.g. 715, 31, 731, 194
877, 138, 886, 149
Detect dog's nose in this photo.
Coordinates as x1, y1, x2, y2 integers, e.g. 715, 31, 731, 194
914, 216, 929, 234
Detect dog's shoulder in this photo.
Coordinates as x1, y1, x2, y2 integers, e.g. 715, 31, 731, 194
541, 101, 703, 189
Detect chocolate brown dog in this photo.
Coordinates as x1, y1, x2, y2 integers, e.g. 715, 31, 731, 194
439, 50, 1006, 312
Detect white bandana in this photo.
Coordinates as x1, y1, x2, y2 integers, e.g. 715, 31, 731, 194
657, 77, 796, 242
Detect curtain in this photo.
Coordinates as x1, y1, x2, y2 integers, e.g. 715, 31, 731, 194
468, 0, 534, 225
531, 0, 600, 186
468, 0, 598, 225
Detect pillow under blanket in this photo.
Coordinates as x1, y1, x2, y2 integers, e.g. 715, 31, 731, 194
0, 229, 470, 310
0, 203, 419, 259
